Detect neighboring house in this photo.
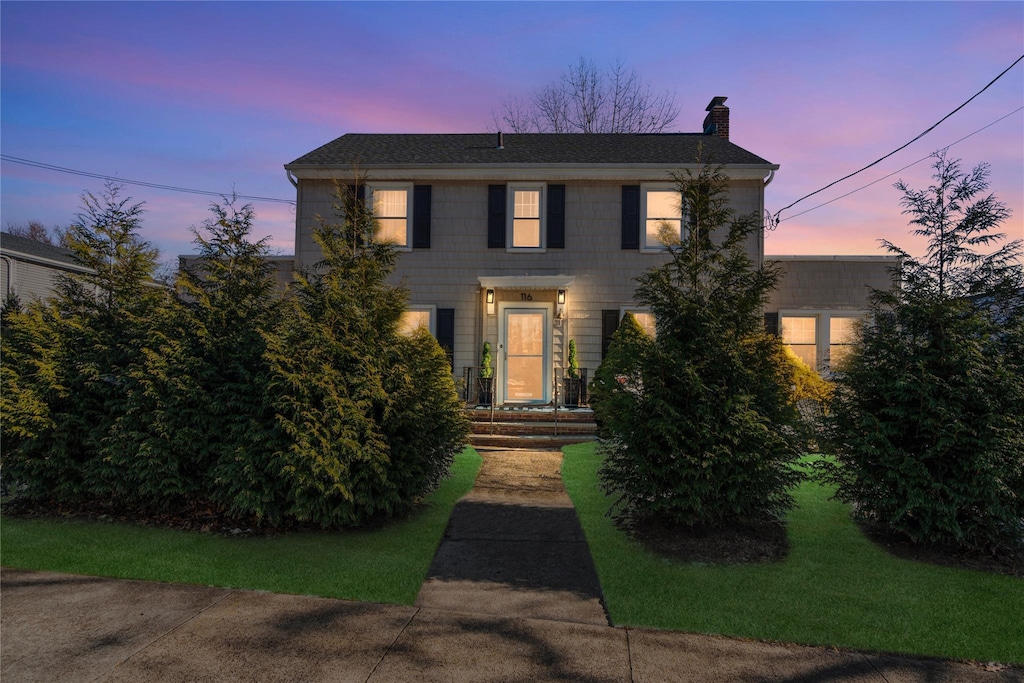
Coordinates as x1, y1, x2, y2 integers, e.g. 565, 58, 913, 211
766, 256, 899, 372
285, 98, 894, 404
177, 254, 296, 294
0, 232, 90, 308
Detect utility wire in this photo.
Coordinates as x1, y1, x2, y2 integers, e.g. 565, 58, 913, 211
769, 53, 1024, 228
0, 154, 296, 205
780, 106, 1024, 223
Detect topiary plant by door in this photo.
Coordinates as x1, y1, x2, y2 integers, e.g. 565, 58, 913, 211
478, 341, 494, 406
563, 339, 582, 408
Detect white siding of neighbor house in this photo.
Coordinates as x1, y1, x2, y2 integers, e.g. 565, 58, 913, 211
295, 177, 766, 378
1, 257, 75, 306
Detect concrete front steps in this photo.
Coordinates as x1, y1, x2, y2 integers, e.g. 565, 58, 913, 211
466, 406, 597, 451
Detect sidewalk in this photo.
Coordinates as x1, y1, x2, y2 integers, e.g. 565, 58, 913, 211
1, 568, 1018, 682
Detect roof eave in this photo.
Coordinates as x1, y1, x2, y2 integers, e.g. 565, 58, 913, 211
283, 162, 780, 182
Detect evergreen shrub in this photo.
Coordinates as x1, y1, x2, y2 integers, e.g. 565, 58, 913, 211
823, 153, 1024, 554
591, 160, 804, 528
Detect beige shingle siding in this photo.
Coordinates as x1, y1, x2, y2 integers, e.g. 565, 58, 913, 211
767, 257, 900, 311
295, 177, 764, 376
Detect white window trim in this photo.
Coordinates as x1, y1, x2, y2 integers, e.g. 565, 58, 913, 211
640, 184, 684, 253
367, 182, 414, 251
506, 182, 546, 253
779, 310, 868, 372
401, 304, 437, 337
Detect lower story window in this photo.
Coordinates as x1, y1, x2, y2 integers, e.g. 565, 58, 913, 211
828, 316, 860, 369
622, 308, 656, 338
781, 316, 817, 368
398, 307, 435, 336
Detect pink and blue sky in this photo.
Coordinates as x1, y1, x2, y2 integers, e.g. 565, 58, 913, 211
2, 2, 1022, 263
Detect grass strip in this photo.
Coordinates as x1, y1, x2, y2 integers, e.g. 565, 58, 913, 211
0, 447, 481, 605
562, 442, 1024, 665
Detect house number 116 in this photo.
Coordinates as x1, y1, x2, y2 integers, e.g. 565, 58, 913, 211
519, 293, 533, 301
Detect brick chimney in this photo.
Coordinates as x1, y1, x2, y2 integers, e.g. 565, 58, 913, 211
703, 96, 729, 141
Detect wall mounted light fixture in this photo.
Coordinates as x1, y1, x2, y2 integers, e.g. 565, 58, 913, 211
486, 289, 495, 315
557, 289, 566, 305
556, 289, 566, 318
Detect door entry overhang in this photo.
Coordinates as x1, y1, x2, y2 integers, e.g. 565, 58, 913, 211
478, 275, 575, 291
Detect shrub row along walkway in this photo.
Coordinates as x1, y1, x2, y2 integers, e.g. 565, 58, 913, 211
415, 449, 608, 625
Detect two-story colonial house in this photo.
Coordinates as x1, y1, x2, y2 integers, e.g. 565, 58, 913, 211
285, 98, 896, 405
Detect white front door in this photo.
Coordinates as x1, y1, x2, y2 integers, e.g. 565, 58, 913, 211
502, 307, 550, 404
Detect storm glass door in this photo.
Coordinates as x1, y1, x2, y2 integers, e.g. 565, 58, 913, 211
503, 309, 548, 403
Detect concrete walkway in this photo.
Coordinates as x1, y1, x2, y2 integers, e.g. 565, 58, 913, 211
415, 450, 607, 625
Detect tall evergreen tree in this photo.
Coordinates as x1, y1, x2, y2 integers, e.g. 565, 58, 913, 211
177, 198, 289, 522
593, 159, 803, 528
824, 153, 1024, 553
1, 184, 173, 504
267, 180, 466, 527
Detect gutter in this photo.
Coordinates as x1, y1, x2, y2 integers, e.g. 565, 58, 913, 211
1, 254, 13, 296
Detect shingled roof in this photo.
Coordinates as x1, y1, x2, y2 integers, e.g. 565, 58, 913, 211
0, 232, 80, 268
287, 133, 775, 168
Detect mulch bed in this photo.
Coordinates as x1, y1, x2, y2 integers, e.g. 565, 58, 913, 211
621, 513, 1023, 578
856, 520, 1024, 579
621, 518, 790, 565
1, 498, 322, 537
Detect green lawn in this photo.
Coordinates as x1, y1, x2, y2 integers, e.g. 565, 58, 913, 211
562, 442, 1024, 665
0, 447, 481, 605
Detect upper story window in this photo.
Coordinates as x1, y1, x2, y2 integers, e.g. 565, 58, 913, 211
641, 185, 683, 251
369, 183, 412, 249
489, 183, 564, 250
509, 184, 545, 250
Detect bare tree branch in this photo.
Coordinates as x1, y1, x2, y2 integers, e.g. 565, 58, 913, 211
5, 220, 54, 245
491, 57, 680, 134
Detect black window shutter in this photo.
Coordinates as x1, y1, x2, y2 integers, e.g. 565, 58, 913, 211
436, 308, 455, 367
412, 185, 431, 249
764, 312, 780, 336
488, 185, 506, 248
547, 184, 565, 249
348, 185, 367, 245
602, 309, 621, 359
621, 185, 640, 250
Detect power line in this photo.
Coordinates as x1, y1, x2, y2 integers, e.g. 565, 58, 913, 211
769, 53, 1024, 228
0, 154, 296, 205
780, 106, 1024, 223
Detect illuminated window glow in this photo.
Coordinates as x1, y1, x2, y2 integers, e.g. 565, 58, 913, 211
782, 316, 817, 368
623, 309, 656, 338
828, 316, 859, 369
398, 309, 432, 336
512, 189, 542, 248
642, 187, 682, 250
371, 186, 410, 247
